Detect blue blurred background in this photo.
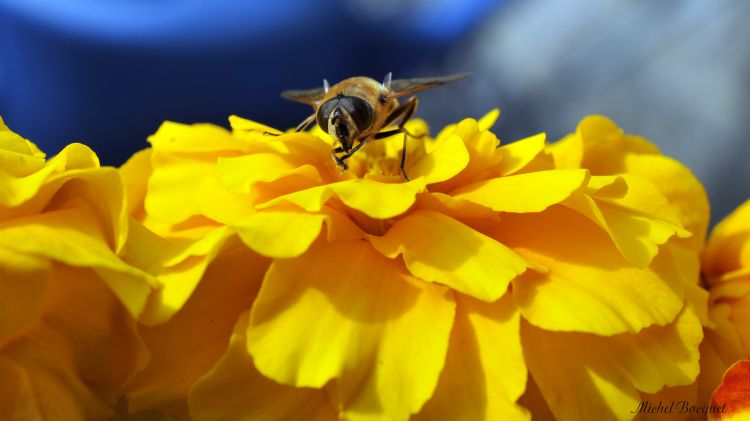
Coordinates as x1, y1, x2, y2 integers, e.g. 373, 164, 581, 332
0, 0, 748, 224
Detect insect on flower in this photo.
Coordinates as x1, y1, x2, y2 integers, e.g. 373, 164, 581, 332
280, 72, 470, 181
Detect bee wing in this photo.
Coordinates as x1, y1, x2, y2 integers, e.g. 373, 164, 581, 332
281, 87, 326, 105
385, 73, 471, 99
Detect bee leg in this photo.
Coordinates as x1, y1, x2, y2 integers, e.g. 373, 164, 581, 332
295, 113, 317, 132
400, 131, 410, 181
332, 139, 370, 172
372, 129, 410, 181
381, 97, 422, 181
331, 147, 348, 171
383, 96, 419, 129
262, 114, 316, 136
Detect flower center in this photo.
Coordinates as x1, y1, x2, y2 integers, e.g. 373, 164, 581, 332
361, 155, 403, 178
347, 139, 409, 180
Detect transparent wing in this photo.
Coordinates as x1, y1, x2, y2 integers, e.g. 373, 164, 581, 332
386, 73, 471, 99
281, 87, 326, 105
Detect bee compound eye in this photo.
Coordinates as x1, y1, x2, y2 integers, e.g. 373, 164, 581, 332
343, 96, 374, 133
316, 99, 337, 133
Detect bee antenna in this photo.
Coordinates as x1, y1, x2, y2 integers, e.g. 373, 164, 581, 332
323, 79, 330, 93
382, 72, 392, 89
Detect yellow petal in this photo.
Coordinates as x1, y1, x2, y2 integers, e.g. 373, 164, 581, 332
257, 177, 427, 219
217, 154, 321, 194
548, 133, 583, 169
549, 115, 661, 172
491, 207, 684, 335
189, 311, 337, 421
700, 302, 748, 402
46, 142, 100, 170
621, 154, 709, 249
1, 265, 148, 420
666, 240, 713, 328
429, 118, 504, 192
148, 121, 245, 154
726, 288, 750, 358
497, 133, 548, 176
0, 143, 103, 219
228, 119, 333, 168
703, 198, 750, 281
453, 169, 589, 213
593, 174, 682, 225
234, 210, 327, 258
416, 293, 529, 420
144, 121, 270, 226
478, 108, 501, 130
517, 375, 556, 421
144, 150, 223, 224
138, 226, 236, 325
248, 241, 455, 421
127, 246, 269, 418
49, 166, 130, 253
0, 248, 50, 344
318, 206, 367, 242
0, 121, 45, 177
0, 207, 154, 318
119, 148, 152, 219
412, 191, 500, 222
0, 144, 105, 221
0, 163, 53, 212
368, 210, 529, 301
229, 114, 283, 135
577, 116, 662, 172
564, 174, 689, 267
522, 307, 702, 420
119, 217, 171, 276
408, 131, 469, 184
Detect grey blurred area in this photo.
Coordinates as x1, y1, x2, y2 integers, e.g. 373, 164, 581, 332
416, 0, 750, 225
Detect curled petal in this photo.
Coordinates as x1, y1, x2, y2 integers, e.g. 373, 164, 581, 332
416, 293, 529, 420
368, 210, 529, 302
248, 241, 455, 421
145, 150, 228, 225
138, 227, 236, 325
491, 207, 684, 335
127, 246, 269, 418
257, 178, 427, 219
0, 248, 49, 343
148, 121, 245, 155
497, 133, 548, 176
703, 198, 750, 282
453, 169, 589, 213
621, 154, 709, 249
189, 311, 337, 421
408, 132, 469, 184
522, 306, 702, 420
235, 210, 328, 258
0, 207, 154, 318
217, 154, 321, 194
564, 174, 689, 267
1, 266, 148, 420
119, 148, 152, 219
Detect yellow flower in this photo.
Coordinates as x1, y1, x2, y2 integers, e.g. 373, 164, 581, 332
699, 198, 750, 402
123, 111, 706, 420
0, 117, 154, 419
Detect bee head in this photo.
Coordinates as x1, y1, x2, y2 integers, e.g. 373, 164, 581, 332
317, 95, 373, 151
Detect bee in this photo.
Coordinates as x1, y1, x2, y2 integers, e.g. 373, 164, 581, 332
281, 72, 470, 180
